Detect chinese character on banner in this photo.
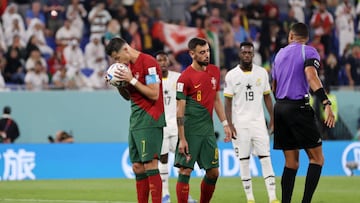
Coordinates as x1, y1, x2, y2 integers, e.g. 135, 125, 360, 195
2, 149, 36, 180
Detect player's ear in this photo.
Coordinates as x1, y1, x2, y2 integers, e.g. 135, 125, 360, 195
125, 43, 132, 50
189, 50, 195, 58
288, 31, 294, 41
121, 45, 127, 52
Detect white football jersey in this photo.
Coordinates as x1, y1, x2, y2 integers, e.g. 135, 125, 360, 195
224, 64, 271, 129
162, 70, 181, 135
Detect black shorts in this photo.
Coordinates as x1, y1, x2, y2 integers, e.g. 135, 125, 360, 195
273, 99, 322, 150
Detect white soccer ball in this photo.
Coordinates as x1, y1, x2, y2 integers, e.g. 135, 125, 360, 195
105, 63, 129, 87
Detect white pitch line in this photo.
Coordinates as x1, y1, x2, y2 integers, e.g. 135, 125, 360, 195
0, 199, 136, 203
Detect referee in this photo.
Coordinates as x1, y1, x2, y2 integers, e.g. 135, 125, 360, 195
272, 22, 335, 203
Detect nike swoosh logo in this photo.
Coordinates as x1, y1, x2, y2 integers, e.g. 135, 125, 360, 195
211, 160, 218, 164
194, 84, 201, 88
142, 153, 148, 157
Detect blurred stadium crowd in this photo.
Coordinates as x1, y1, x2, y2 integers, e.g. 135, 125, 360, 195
0, 0, 359, 91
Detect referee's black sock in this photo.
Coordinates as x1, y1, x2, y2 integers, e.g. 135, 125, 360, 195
281, 167, 297, 203
302, 163, 322, 203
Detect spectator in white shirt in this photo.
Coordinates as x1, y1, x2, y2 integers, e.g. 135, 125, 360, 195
2, 4, 25, 32
25, 48, 47, 71
51, 66, 77, 90
24, 60, 49, 91
88, 2, 111, 36
0, 53, 6, 91
0, 22, 7, 53
4, 16, 26, 47
288, 0, 306, 23
335, 0, 356, 56
66, 0, 87, 39
56, 18, 81, 49
85, 34, 107, 72
0, 73, 5, 91
26, 18, 53, 57
63, 39, 85, 78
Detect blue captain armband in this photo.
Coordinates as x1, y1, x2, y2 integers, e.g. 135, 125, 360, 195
145, 74, 160, 85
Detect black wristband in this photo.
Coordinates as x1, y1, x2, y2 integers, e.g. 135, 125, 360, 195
314, 87, 328, 102
323, 100, 332, 109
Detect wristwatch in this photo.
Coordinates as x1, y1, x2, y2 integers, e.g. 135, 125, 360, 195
323, 100, 332, 108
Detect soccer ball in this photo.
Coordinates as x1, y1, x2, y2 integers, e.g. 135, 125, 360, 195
105, 63, 129, 87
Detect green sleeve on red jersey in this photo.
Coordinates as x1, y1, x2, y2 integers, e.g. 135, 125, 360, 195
176, 80, 186, 100
177, 91, 186, 100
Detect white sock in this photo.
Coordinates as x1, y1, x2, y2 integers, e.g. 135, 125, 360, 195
159, 161, 169, 196
240, 159, 254, 201
260, 157, 277, 201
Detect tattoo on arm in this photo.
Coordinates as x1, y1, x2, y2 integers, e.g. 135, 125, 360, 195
177, 117, 184, 126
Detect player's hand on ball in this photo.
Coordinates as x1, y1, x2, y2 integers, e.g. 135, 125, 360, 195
114, 67, 132, 84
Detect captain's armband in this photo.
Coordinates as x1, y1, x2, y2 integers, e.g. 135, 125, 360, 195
177, 117, 184, 126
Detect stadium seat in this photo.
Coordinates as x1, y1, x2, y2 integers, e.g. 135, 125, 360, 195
81, 68, 94, 77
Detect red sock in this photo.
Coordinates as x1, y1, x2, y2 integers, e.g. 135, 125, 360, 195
136, 177, 149, 203
176, 182, 189, 203
200, 177, 217, 203
147, 170, 162, 203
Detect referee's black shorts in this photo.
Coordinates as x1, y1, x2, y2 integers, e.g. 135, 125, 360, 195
273, 99, 322, 150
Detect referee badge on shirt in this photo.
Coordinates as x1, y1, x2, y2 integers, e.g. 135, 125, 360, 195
314, 59, 320, 69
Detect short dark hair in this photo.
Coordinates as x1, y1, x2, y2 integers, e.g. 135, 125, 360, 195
105, 37, 127, 56
290, 22, 309, 39
188, 37, 208, 51
3, 106, 11, 114
240, 41, 254, 49
154, 50, 167, 57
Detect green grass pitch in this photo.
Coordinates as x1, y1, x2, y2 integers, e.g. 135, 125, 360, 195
0, 176, 359, 203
